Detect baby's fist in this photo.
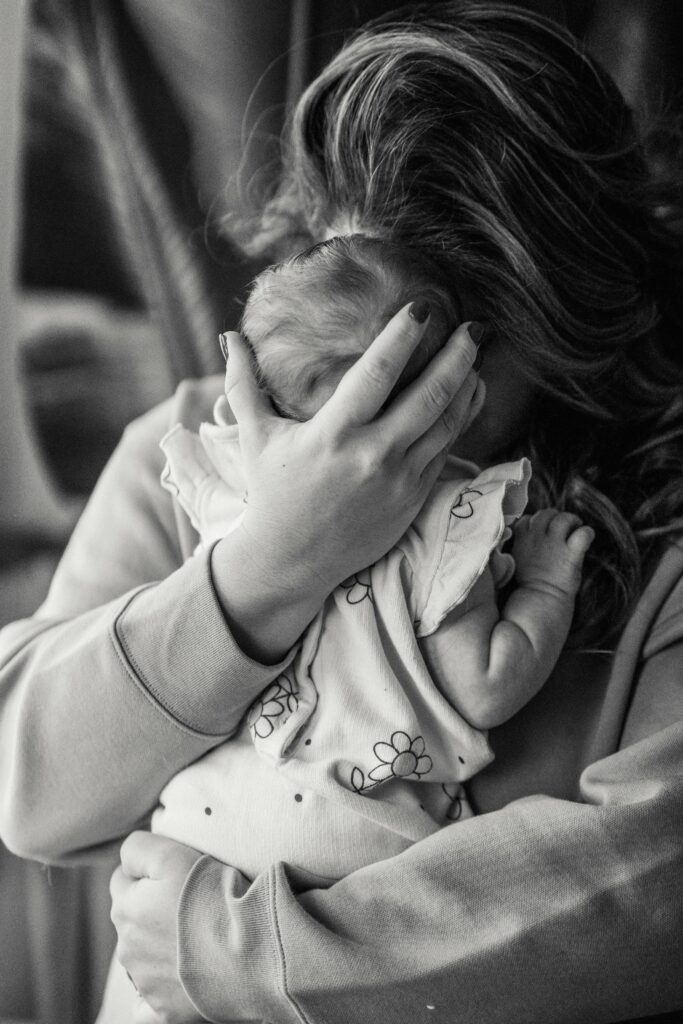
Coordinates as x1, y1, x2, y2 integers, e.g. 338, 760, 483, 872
513, 509, 594, 597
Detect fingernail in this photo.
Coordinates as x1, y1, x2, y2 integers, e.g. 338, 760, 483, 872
408, 299, 431, 324
467, 321, 487, 346
219, 332, 229, 360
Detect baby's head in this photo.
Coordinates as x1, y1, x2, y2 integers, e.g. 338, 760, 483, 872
240, 235, 459, 420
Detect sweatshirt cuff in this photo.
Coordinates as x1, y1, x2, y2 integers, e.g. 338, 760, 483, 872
177, 855, 303, 1024
112, 548, 297, 735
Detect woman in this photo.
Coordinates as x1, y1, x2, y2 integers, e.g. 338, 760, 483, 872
2, 4, 682, 1022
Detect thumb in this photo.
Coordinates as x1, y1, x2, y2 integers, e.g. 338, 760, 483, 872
222, 332, 274, 446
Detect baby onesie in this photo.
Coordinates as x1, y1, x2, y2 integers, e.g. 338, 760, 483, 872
152, 396, 531, 882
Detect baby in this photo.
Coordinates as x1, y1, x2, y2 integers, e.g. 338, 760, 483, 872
151, 234, 594, 877
98, 234, 593, 1018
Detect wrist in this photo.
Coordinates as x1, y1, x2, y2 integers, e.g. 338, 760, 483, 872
210, 529, 328, 664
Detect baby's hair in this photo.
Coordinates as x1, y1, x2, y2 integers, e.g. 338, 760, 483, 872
240, 234, 459, 420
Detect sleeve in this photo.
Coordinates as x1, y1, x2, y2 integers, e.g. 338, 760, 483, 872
402, 458, 530, 637
0, 391, 294, 865
175, 643, 683, 1024
160, 420, 247, 548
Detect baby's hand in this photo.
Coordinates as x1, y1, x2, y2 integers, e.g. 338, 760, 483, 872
512, 510, 594, 598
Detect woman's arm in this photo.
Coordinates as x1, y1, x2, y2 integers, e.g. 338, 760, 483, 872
0, 389, 295, 863
212, 320, 482, 662
0, 312, 481, 863
111, 551, 683, 1022
175, 645, 683, 1023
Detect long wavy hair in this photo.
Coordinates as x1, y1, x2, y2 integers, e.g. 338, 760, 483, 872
228, 1, 683, 647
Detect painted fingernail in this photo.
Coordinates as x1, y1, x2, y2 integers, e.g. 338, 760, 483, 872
219, 332, 229, 360
467, 321, 487, 346
408, 299, 431, 324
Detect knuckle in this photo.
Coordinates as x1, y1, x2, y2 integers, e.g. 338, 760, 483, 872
440, 406, 459, 438
550, 513, 572, 529
319, 423, 344, 456
404, 459, 424, 493
362, 353, 396, 390
533, 508, 555, 522
376, 428, 402, 464
354, 429, 397, 478
223, 372, 242, 401
357, 445, 384, 479
422, 377, 452, 414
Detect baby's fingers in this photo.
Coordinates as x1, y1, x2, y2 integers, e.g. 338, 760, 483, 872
567, 524, 595, 557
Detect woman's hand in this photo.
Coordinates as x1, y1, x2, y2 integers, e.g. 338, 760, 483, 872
219, 306, 483, 606
110, 832, 204, 1024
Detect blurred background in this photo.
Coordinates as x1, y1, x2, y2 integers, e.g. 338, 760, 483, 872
0, 1, 682, 1021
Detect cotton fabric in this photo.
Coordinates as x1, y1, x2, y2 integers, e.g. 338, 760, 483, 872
0, 377, 680, 1024
155, 417, 529, 879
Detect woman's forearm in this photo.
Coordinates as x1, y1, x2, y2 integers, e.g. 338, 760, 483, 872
0, 311, 480, 861
211, 530, 328, 665
178, 717, 683, 1023
0, 550, 296, 864
0, 596, 219, 863
0, 386, 301, 863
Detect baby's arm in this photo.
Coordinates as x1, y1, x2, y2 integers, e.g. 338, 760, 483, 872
419, 510, 594, 730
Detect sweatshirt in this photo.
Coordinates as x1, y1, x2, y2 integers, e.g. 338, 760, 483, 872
0, 376, 681, 1024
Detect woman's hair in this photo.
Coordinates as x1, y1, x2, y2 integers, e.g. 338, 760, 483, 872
227, 1, 683, 646
241, 235, 458, 420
